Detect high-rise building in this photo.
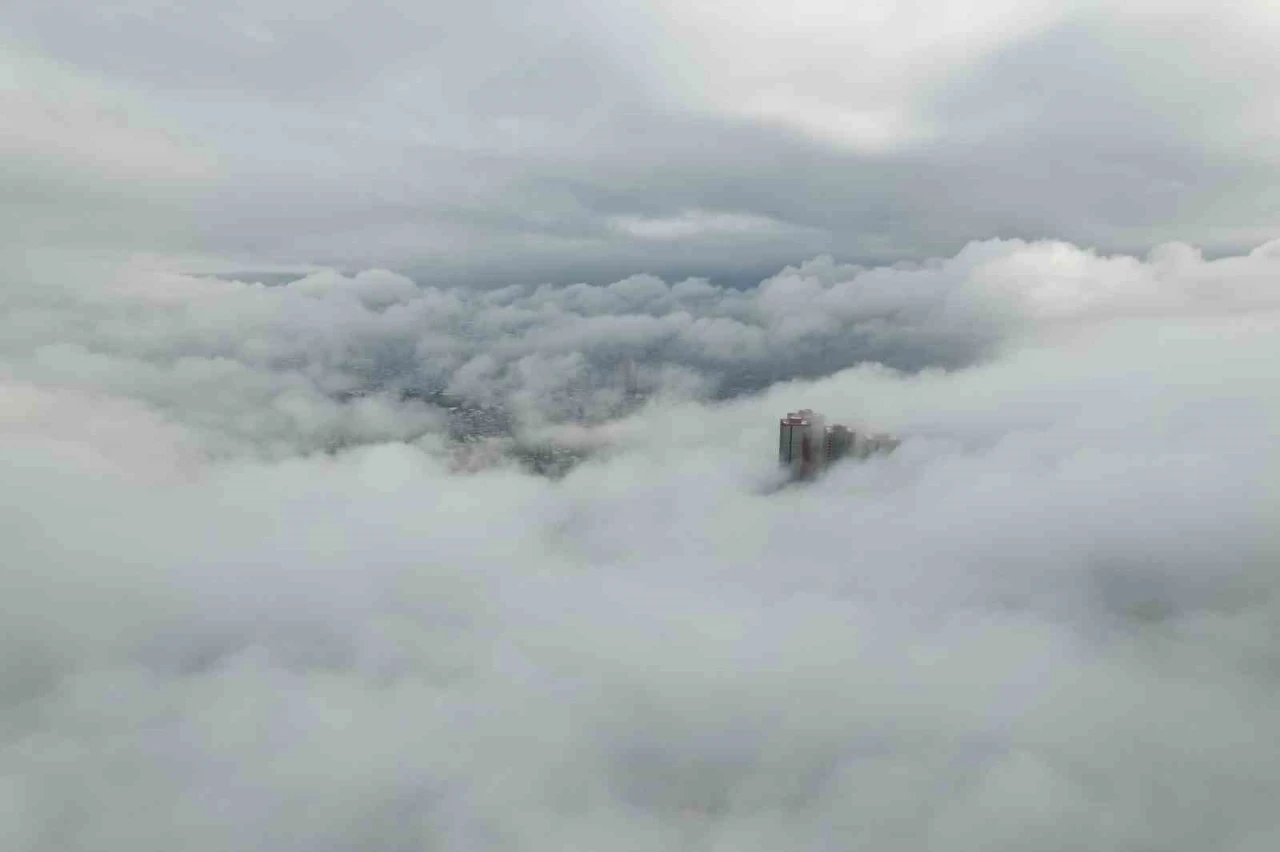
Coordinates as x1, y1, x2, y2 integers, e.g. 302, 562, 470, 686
779, 409, 824, 478
779, 410, 896, 478
823, 423, 853, 464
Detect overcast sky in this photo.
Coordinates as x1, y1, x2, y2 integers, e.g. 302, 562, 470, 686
6, 0, 1280, 284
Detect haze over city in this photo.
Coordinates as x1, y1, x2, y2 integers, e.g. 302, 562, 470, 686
4, 2, 1280, 850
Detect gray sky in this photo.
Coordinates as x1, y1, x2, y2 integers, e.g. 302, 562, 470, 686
6, 0, 1279, 283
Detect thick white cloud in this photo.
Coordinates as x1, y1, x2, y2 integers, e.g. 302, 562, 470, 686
4, 238, 1277, 458
3, 238, 1280, 849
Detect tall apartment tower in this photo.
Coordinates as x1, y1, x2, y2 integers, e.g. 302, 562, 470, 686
779, 409, 825, 478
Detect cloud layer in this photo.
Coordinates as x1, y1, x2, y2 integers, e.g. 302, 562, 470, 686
4, 1, 1280, 281
3, 237, 1280, 850
8, 238, 1278, 458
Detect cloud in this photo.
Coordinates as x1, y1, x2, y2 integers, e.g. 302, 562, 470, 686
5, 2, 1279, 281
3, 236, 1280, 849
0, 48, 212, 183
608, 210, 804, 242
5, 237, 1279, 463
5, 4, 1280, 843
652, 0, 1068, 150
0, 47, 214, 270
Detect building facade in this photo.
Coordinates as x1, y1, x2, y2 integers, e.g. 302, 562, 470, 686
778, 409, 824, 478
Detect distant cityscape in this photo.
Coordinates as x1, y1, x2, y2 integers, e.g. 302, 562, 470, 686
779, 409, 898, 479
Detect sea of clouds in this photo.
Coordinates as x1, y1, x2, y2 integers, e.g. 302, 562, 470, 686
4, 238, 1280, 850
